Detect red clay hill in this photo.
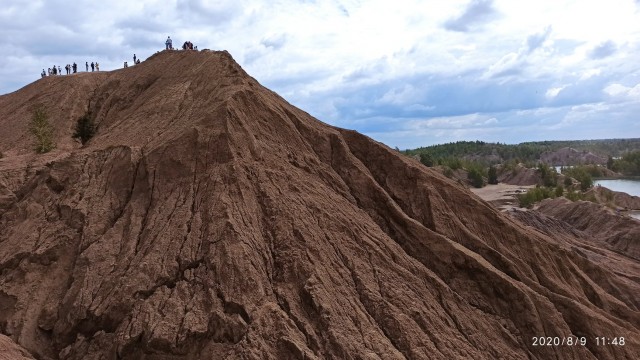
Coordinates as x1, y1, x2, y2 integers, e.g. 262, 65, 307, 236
0, 50, 638, 359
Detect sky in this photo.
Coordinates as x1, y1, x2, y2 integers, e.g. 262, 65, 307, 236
1, 0, 640, 149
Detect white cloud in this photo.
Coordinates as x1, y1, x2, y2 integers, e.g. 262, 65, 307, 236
1, 0, 639, 149
545, 86, 565, 98
604, 83, 640, 98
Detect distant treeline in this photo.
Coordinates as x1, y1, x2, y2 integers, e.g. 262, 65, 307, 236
404, 138, 640, 165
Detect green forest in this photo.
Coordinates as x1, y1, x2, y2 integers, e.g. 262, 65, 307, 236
404, 138, 640, 166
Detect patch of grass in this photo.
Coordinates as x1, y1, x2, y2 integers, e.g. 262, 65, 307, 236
30, 106, 55, 153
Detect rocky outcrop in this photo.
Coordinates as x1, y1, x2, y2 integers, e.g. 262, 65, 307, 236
0, 50, 639, 359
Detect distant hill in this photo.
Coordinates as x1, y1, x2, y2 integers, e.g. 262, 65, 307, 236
406, 139, 640, 165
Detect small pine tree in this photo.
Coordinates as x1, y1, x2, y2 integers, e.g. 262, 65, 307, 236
30, 106, 55, 153
468, 168, 484, 188
420, 153, 434, 167
487, 165, 498, 184
73, 114, 96, 145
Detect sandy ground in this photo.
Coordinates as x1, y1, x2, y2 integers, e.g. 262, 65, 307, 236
470, 183, 535, 210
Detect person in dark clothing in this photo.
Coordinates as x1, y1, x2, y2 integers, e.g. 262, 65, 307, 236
86, 62, 89, 71
52, 66, 57, 75
91, 62, 95, 71
41, 69, 46, 78
136, 59, 140, 64
133, 54, 137, 63
73, 62, 77, 73
166, 36, 172, 50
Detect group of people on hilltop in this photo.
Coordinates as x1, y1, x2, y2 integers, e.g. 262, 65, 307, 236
40, 61, 99, 78
124, 54, 141, 68
165, 36, 197, 51
41, 35, 197, 79
182, 41, 196, 50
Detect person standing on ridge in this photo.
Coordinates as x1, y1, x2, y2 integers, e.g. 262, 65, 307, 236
166, 36, 172, 50
58, 65, 62, 75
96, 62, 99, 71
133, 54, 136, 63
86, 62, 89, 71
73, 62, 77, 73
41, 69, 46, 78
91, 62, 95, 71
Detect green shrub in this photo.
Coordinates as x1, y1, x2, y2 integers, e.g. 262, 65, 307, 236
419, 153, 434, 167
468, 168, 484, 188
563, 176, 573, 187
564, 167, 593, 191
537, 163, 557, 187
487, 165, 498, 184
517, 186, 555, 208
555, 184, 564, 197
30, 106, 55, 153
442, 166, 454, 178
566, 190, 583, 202
73, 114, 96, 145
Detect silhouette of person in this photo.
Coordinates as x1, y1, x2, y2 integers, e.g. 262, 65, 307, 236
96, 62, 99, 71
86, 62, 89, 71
166, 36, 172, 50
41, 69, 46, 78
47, 68, 51, 76
73, 62, 77, 73
53, 66, 57, 75
58, 66, 62, 75
91, 62, 95, 71
133, 54, 136, 63
124, 61, 128, 68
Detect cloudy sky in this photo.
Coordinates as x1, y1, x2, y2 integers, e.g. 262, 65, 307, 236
2, 0, 640, 149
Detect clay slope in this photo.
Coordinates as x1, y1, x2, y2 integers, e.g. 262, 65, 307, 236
1, 51, 639, 360
536, 198, 640, 260
587, 186, 640, 210
497, 164, 540, 186
0, 334, 35, 360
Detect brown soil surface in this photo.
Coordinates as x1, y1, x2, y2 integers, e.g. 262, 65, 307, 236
0, 334, 35, 360
470, 183, 534, 210
587, 185, 640, 210
1, 50, 639, 359
497, 164, 540, 186
536, 198, 640, 260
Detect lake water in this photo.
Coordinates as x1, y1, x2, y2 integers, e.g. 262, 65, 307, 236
594, 179, 640, 197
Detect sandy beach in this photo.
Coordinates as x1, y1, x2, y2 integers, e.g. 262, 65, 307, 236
470, 183, 535, 210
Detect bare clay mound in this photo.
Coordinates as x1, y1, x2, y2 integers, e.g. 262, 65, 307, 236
0, 51, 639, 359
536, 198, 640, 261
